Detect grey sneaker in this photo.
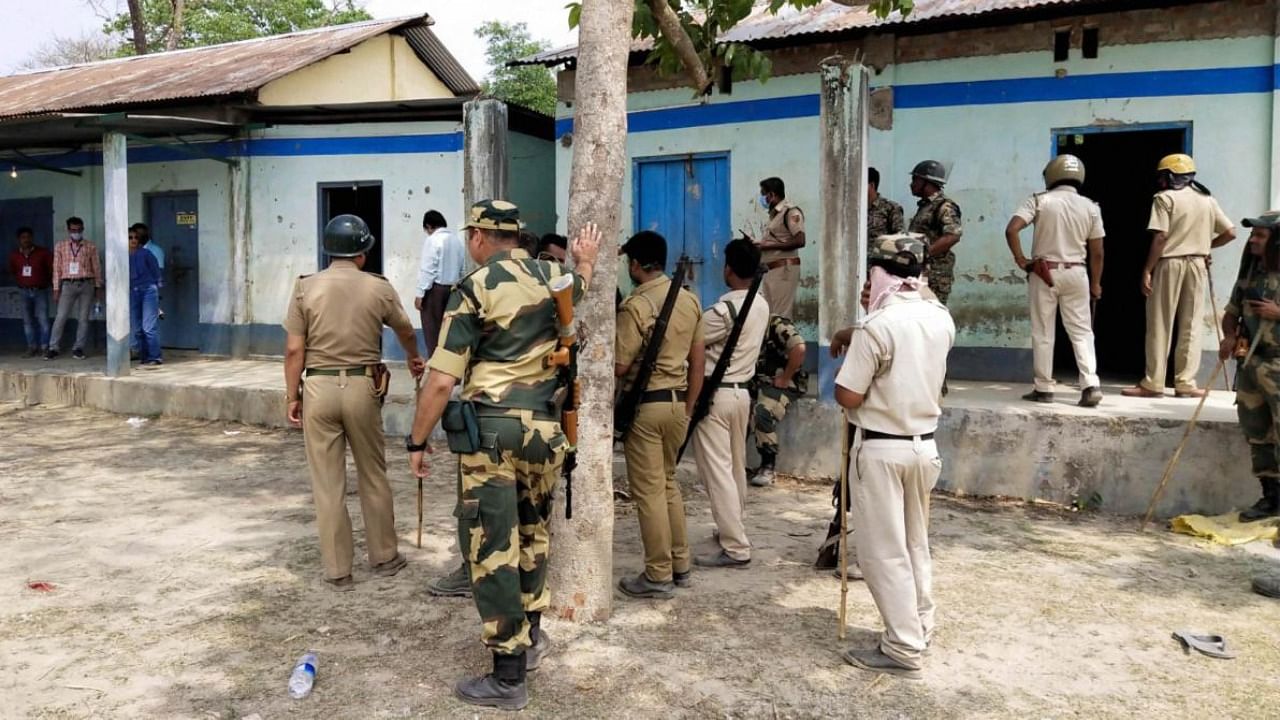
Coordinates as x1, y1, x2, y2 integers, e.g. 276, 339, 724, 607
693, 550, 750, 569
749, 466, 776, 487
841, 647, 922, 679
428, 562, 472, 597
618, 573, 675, 599
831, 562, 864, 581
72, 349, 85, 360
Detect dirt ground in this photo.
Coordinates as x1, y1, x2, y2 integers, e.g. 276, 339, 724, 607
3, 402, 1280, 720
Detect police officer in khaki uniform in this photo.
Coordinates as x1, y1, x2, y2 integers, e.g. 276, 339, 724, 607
693, 238, 770, 568
754, 177, 805, 319
833, 234, 955, 679
615, 231, 705, 599
284, 214, 424, 590
1123, 154, 1236, 398
1006, 154, 1105, 407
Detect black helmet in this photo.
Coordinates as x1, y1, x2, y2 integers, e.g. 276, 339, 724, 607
323, 214, 375, 257
911, 160, 947, 187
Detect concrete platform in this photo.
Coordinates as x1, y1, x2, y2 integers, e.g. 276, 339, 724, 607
0, 354, 1256, 518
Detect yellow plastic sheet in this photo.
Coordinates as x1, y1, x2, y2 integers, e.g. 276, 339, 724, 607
1170, 513, 1280, 546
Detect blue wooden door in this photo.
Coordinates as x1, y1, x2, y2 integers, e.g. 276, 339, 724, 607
146, 192, 200, 349
633, 154, 730, 304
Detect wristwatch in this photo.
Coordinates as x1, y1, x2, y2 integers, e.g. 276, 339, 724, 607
405, 434, 428, 453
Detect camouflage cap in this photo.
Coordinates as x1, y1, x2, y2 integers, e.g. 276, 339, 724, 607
462, 199, 522, 232
868, 233, 927, 272
1243, 211, 1280, 229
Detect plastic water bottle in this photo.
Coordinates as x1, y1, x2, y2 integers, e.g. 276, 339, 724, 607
288, 652, 318, 699
92, 302, 102, 321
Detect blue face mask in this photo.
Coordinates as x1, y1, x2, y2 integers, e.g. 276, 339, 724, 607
759, 195, 770, 210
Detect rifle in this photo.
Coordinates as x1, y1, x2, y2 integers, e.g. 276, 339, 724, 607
614, 256, 691, 442
548, 274, 579, 519
677, 265, 767, 461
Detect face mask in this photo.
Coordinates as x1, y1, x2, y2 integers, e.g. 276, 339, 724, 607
69, 232, 83, 241
758, 195, 770, 210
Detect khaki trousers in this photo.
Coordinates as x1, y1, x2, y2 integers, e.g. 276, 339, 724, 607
851, 437, 941, 670
692, 388, 751, 560
762, 263, 798, 319
1029, 266, 1099, 393
1141, 257, 1206, 393
624, 399, 691, 582
302, 373, 398, 580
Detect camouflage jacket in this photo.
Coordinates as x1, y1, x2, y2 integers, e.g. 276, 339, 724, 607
427, 248, 586, 413
754, 315, 809, 395
1227, 267, 1280, 350
909, 192, 963, 248
867, 195, 905, 241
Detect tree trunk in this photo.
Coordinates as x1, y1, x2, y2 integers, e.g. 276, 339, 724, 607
165, 0, 186, 51
548, 0, 634, 624
126, 0, 148, 55
646, 0, 710, 95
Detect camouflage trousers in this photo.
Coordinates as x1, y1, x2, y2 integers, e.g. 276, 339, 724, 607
926, 251, 955, 305
753, 384, 800, 462
1236, 356, 1280, 479
455, 409, 566, 655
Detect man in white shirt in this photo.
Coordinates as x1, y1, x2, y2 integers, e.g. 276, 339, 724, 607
1005, 155, 1105, 407
833, 234, 955, 679
692, 237, 770, 569
415, 210, 465, 356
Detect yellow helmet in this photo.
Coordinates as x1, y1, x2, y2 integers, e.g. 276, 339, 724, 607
1044, 154, 1085, 188
1157, 153, 1196, 175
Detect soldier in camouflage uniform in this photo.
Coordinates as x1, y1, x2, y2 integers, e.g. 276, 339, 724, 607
748, 315, 808, 487
908, 160, 963, 305
1223, 211, 1280, 523
867, 167, 904, 241
405, 200, 601, 711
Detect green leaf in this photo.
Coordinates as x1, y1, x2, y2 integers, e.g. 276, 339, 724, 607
566, 2, 582, 30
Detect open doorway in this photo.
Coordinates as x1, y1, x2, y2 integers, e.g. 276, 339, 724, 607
318, 182, 383, 274
1051, 125, 1190, 381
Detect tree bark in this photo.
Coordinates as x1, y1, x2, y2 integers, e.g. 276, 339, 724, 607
646, 0, 710, 95
548, 0, 634, 624
126, 0, 148, 55
165, 0, 186, 51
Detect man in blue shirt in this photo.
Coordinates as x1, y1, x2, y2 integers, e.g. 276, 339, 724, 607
129, 229, 163, 365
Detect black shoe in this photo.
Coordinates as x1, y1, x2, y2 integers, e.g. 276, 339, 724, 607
1252, 574, 1280, 599
72, 349, 85, 360
1241, 478, 1280, 522
1022, 390, 1054, 403
454, 653, 528, 710
693, 550, 750, 569
815, 522, 842, 569
526, 626, 552, 671
841, 647, 922, 679
44, 349, 58, 361
428, 562, 472, 597
25, 348, 39, 358
1079, 387, 1103, 407
673, 570, 692, 588
618, 573, 675, 599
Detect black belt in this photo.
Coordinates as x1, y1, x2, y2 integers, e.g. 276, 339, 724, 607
639, 388, 687, 404
717, 382, 750, 390
862, 429, 935, 441
306, 367, 368, 377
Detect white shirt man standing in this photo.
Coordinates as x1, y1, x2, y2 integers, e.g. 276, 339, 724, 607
833, 234, 955, 679
415, 210, 465, 356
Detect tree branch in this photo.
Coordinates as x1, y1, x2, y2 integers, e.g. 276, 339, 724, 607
166, 0, 186, 51
645, 0, 711, 95
126, 0, 148, 55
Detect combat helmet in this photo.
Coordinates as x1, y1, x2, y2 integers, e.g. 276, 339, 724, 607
868, 233, 927, 278
1157, 153, 1196, 175
1044, 154, 1085, 188
323, 214, 375, 257
911, 160, 948, 187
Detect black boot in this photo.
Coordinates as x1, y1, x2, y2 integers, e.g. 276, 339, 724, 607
454, 652, 528, 710
815, 521, 842, 569
526, 612, 553, 671
1240, 478, 1280, 522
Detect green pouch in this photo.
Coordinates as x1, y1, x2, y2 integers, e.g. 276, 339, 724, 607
442, 400, 481, 454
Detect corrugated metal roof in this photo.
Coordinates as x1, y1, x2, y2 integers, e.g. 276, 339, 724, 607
0, 15, 448, 119
402, 25, 482, 96
514, 0, 1112, 66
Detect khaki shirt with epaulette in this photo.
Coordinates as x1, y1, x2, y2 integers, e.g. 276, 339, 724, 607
283, 260, 413, 368
761, 199, 805, 264
616, 275, 704, 393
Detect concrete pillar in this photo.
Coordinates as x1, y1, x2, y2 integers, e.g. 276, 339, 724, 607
817, 58, 870, 401
1270, 6, 1280, 208
102, 131, 129, 378
228, 161, 251, 357
463, 99, 509, 208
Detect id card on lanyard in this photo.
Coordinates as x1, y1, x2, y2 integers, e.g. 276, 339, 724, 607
68, 242, 82, 276
21, 264, 32, 278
